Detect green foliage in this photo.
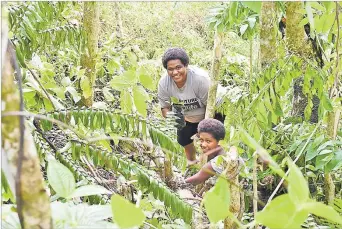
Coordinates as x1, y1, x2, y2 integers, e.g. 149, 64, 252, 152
51, 202, 115, 228
110, 69, 151, 117
8, 2, 84, 64
111, 194, 145, 228
203, 177, 230, 223
47, 160, 110, 199
67, 140, 192, 223
255, 158, 342, 228
1, 170, 14, 203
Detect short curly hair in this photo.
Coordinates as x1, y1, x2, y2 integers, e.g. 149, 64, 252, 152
162, 47, 189, 69
198, 118, 225, 141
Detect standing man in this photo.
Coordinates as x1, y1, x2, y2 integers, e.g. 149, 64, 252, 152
158, 47, 210, 166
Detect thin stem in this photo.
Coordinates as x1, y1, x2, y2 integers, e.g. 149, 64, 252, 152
252, 154, 258, 216
249, 38, 253, 94
330, 2, 340, 98
265, 120, 321, 205
8, 40, 57, 110
2, 111, 85, 139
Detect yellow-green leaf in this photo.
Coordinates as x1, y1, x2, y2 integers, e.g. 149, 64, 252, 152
80, 76, 92, 99
47, 160, 75, 198
120, 90, 133, 114
133, 85, 148, 117
304, 201, 342, 226
203, 177, 230, 223
287, 158, 309, 204
111, 194, 145, 228
256, 194, 309, 229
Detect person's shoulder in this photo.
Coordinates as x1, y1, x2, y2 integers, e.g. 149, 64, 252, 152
159, 73, 170, 85
188, 66, 210, 81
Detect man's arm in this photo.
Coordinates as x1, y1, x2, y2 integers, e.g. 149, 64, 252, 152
185, 162, 215, 185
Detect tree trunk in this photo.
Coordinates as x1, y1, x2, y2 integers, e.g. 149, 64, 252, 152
81, 2, 99, 107
223, 151, 241, 229
260, 2, 277, 68
114, 2, 123, 39
164, 153, 173, 184
324, 110, 340, 204
205, 31, 224, 119
286, 2, 319, 123
2, 34, 51, 229
253, 2, 278, 226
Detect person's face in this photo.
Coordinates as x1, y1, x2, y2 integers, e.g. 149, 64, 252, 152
166, 59, 187, 87
198, 132, 219, 153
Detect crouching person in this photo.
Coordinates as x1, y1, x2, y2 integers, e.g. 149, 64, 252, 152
185, 118, 242, 185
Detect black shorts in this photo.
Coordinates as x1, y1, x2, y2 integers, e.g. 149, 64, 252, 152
177, 121, 199, 146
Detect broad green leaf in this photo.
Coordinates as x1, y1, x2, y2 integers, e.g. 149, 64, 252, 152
274, 95, 283, 116
322, 93, 333, 111
80, 76, 92, 99
322, 1, 335, 12
299, 17, 310, 28
255, 194, 309, 229
47, 160, 75, 198
111, 194, 145, 228
50, 87, 66, 100
66, 86, 81, 103
310, 2, 326, 12
242, 1, 261, 14
133, 85, 148, 117
110, 76, 131, 91
23, 90, 37, 107
124, 69, 138, 84
325, 150, 342, 172
139, 74, 155, 91
315, 154, 333, 170
305, 135, 325, 161
41, 62, 55, 78
126, 52, 137, 66
239, 128, 260, 150
203, 177, 230, 223
322, 12, 336, 33
107, 59, 120, 75
287, 159, 309, 204
304, 201, 342, 225
68, 185, 111, 198
120, 90, 133, 114
305, 2, 315, 35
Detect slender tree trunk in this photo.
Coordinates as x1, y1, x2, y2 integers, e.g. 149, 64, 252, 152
252, 3, 278, 225
286, 2, 319, 122
164, 153, 173, 184
260, 2, 277, 68
198, 30, 224, 193
223, 150, 241, 229
114, 2, 123, 39
2, 19, 51, 228
81, 2, 99, 107
324, 110, 340, 204
205, 30, 224, 119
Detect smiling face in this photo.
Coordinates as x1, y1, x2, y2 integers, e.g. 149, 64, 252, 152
198, 132, 219, 153
166, 59, 187, 88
